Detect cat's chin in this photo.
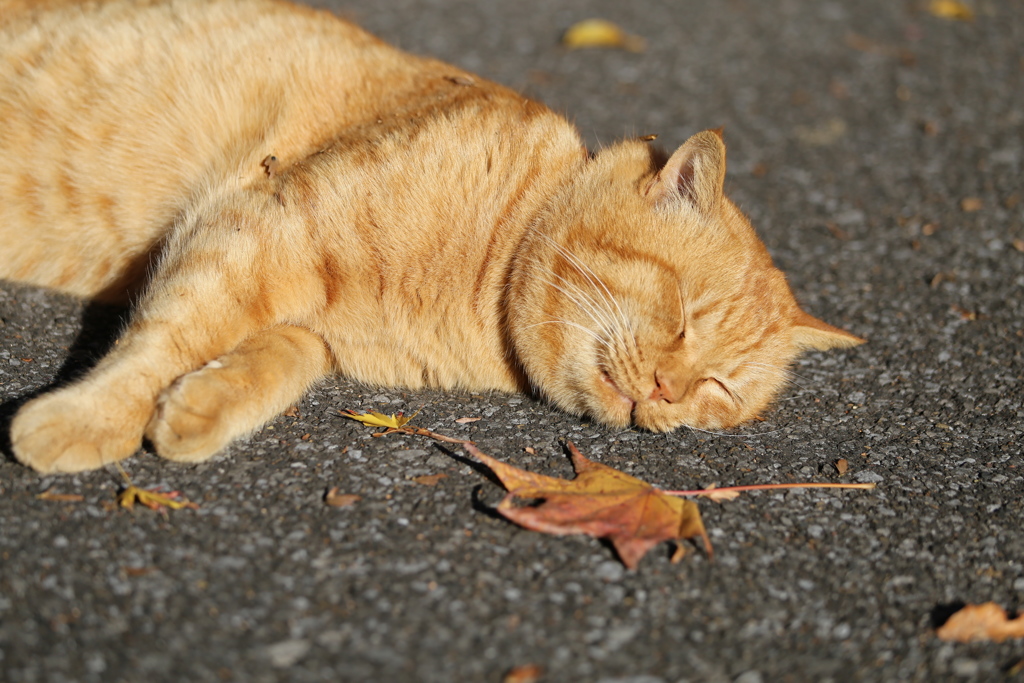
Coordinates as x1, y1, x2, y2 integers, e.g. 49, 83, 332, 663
629, 400, 732, 434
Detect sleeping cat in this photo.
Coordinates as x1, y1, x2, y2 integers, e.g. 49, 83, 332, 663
0, 0, 862, 474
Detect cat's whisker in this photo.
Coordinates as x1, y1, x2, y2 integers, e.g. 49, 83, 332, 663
541, 234, 633, 340
539, 278, 615, 340
738, 361, 806, 390
526, 320, 607, 347
522, 251, 622, 343
683, 423, 786, 439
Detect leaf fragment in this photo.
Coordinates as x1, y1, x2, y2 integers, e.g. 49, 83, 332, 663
341, 409, 417, 429
960, 196, 983, 212
455, 416, 482, 424
562, 19, 646, 52
324, 487, 361, 508
465, 441, 710, 569
36, 490, 84, 503
503, 664, 544, 683
262, 154, 280, 178
698, 484, 741, 503
412, 474, 448, 486
118, 486, 198, 512
937, 603, 1024, 643
835, 458, 849, 475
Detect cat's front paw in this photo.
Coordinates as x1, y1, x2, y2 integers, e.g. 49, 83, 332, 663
145, 368, 240, 463
11, 391, 143, 473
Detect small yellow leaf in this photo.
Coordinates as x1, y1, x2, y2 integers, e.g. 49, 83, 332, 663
562, 19, 646, 52
341, 409, 417, 429
118, 486, 198, 512
928, 0, 975, 21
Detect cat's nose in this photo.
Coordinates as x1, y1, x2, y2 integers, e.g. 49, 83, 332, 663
648, 371, 677, 403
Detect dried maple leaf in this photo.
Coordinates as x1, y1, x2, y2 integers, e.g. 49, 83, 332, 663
465, 442, 710, 569
937, 603, 1024, 643
118, 486, 198, 512
341, 409, 417, 429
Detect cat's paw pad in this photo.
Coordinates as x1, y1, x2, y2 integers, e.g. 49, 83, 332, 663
145, 371, 236, 463
11, 392, 141, 473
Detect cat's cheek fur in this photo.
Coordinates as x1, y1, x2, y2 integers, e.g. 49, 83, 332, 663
590, 371, 636, 428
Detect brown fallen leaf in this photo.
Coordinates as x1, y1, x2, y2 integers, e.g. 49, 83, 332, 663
503, 664, 544, 683
282, 405, 300, 418
937, 603, 1024, 643
412, 474, 448, 486
36, 490, 85, 503
324, 487, 361, 508
465, 441, 710, 569
455, 416, 482, 424
524, 447, 537, 455
1013, 238, 1024, 253
928, 0, 975, 21
118, 486, 198, 512
835, 458, 849, 475
562, 19, 646, 52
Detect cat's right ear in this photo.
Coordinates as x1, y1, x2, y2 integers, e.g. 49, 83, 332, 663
645, 129, 726, 215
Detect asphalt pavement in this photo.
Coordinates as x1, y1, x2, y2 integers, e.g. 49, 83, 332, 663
2, 1, 1022, 681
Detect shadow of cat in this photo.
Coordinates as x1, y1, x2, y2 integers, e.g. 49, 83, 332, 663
0, 298, 132, 465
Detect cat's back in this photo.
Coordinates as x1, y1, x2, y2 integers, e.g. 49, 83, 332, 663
0, 0, 425, 300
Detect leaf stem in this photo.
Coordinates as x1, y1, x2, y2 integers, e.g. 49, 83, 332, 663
661, 482, 876, 496
372, 426, 475, 446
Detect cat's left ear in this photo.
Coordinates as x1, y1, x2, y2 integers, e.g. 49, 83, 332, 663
791, 310, 866, 350
645, 128, 726, 214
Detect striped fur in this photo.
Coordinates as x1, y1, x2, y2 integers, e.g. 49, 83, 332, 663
0, 0, 862, 473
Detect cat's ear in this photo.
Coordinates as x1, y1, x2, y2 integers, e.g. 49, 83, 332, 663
645, 128, 726, 214
791, 310, 866, 350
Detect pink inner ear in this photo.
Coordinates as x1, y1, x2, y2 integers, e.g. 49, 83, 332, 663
791, 310, 865, 350
648, 130, 726, 214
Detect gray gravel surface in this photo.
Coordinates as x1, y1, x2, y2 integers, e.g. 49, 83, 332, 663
2, 1, 1023, 681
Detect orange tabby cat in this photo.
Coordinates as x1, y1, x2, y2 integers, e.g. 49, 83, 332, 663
0, 0, 862, 474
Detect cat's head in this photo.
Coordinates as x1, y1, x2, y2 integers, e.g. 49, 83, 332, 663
509, 129, 863, 432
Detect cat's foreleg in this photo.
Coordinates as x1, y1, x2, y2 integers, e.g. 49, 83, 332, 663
144, 325, 331, 463
10, 197, 315, 473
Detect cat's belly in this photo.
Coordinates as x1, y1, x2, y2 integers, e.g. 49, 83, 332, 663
324, 332, 522, 393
